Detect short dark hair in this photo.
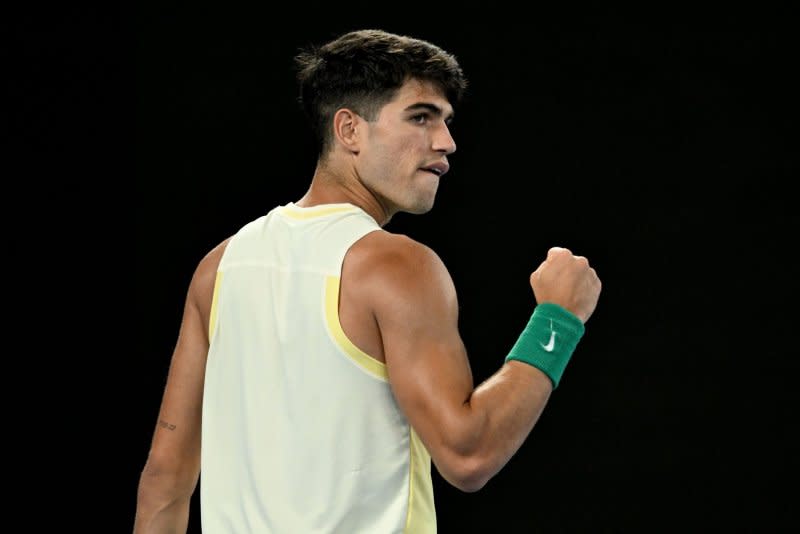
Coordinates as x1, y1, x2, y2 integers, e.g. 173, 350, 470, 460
294, 29, 468, 157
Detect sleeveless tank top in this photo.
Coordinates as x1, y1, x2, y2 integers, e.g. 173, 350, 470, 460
201, 202, 436, 533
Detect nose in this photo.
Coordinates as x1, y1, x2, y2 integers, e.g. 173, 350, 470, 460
432, 122, 457, 155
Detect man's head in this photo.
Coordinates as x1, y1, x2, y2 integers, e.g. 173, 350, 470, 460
294, 29, 468, 159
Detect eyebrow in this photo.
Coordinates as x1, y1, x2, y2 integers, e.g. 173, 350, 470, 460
403, 102, 455, 122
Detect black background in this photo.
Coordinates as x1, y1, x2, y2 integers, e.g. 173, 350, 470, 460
131, 4, 798, 532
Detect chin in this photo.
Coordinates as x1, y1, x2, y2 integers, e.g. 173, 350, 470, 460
405, 198, 436, 215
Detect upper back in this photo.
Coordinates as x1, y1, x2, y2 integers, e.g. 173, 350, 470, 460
220, 202, 380, 274
198, 201, 441, 532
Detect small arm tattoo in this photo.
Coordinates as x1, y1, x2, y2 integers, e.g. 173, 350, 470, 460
158, 419, 177, 431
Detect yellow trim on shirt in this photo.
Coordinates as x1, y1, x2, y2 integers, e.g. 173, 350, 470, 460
209, 271, 223, 341
405, 428, 436, 533
324, 275, 388, 381
280, 204, 360, 220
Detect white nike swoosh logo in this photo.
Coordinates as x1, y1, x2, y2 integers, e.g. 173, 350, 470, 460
541, 320, 556, 352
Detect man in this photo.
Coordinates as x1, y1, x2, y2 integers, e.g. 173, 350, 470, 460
134, 28, 602, 533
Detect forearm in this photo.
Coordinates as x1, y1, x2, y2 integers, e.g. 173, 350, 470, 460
134, 469, 195, 533
458, 301, 586, 485
134, 502, 191, 534
458, 360, 553, 486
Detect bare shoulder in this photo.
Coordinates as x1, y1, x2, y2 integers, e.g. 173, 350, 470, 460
350, 230, 446, 274
347, 230, 457, 306
189, 236, 233, 308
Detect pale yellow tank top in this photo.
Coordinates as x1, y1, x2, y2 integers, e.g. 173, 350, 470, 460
201, 202, 436, 533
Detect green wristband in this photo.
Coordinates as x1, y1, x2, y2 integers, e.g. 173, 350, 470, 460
505, 302, 585, 388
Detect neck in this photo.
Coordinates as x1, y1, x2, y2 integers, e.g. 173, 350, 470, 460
296, 163, 392, 227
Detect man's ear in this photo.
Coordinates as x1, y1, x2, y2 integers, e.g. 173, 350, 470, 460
332, 108, 362, 153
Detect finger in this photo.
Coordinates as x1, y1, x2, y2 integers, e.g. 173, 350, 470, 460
547, 246, 571, 258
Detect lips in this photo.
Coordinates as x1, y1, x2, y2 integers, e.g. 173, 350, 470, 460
421, 162, 449, 177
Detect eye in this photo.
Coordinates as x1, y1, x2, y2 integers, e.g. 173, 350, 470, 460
410, 113, 429, 125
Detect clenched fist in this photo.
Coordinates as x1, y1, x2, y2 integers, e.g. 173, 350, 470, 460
530, 247, 601, 323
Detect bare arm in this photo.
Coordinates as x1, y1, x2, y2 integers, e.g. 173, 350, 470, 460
134, 238, 230, 533
367, 235, 600, 492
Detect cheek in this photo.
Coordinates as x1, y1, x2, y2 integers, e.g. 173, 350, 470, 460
365, 128, 423, 175
389, 137, 421, 165
373, 140, 414, 170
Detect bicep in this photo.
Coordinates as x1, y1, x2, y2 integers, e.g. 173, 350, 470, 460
376, 244, 479, 467
149, 296, 207, 467
145, 257, 218, 479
